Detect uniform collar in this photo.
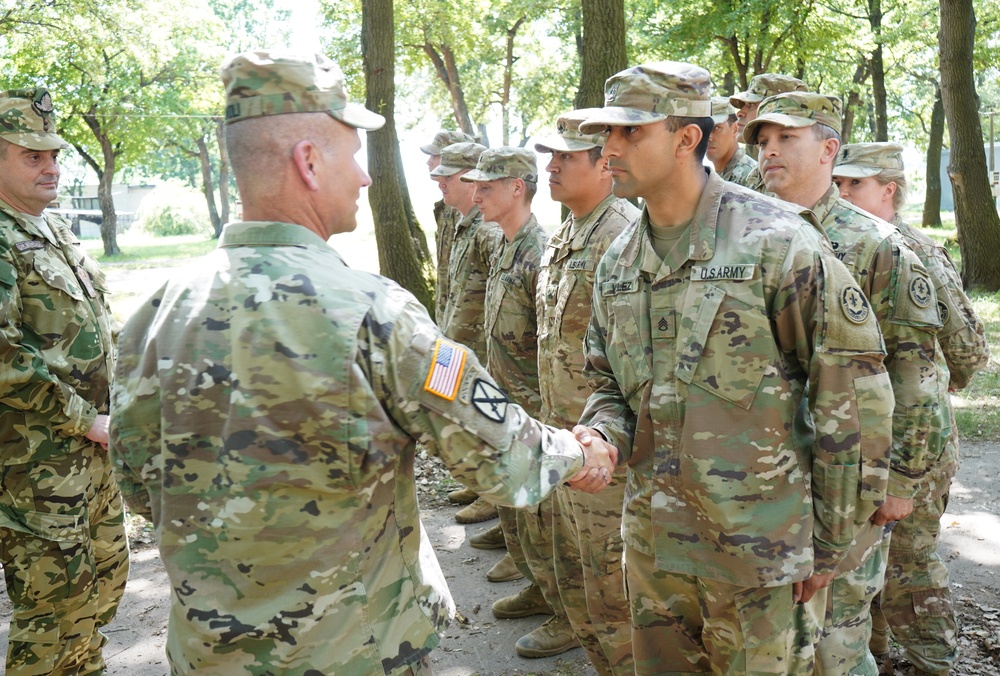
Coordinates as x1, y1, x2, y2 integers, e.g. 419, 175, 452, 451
0, 197, 57, 243
494, 214, 540, 270
808, 184, 841, 225
454, 204, 482, 233
219, 221, 345, 265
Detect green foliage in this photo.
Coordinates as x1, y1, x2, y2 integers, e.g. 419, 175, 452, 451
952, 290, 1000, 441
134, 183, 213, 237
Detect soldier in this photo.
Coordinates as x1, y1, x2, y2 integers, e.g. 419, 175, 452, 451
108, 49, 615, 675
833, 142, 989, 675
575, 61, 894, 674
534, 109, 638, 675
747, 94, 950, 676
460, 147, 579, 658
707, 96, 757, 186
0, 88, 129, 674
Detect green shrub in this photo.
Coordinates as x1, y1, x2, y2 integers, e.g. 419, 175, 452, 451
135, 184, 212, 237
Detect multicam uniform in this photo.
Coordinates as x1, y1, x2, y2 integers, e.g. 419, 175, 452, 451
869, 214, 990, 674
809, 187, 949, 676
580, 173, 894, 674
718, 145, 758, 187
0, 200, 129, 675
537, 194, 638, 675
433, 200, 461, 324
109, 221, 586, 675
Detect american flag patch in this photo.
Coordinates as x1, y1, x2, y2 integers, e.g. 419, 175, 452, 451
423, 339, 467, 400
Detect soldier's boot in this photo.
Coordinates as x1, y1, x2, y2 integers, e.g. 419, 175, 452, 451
871, 606, 892, 674
470, 523, 507, 550
492, 582, 549, 619
487, 552, 524, 582
447, 486, 479, 505
455, 497, 499, 524
515, 615, 580, 658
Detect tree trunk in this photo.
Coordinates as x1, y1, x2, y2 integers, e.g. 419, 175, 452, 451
80, 110, 120, 255
196, 134, 222, 237
362, 0, 434, 310
420, 41, 476, 136
922, 86, 945, 228
574, 0, 627, 110
500, 16, 525, 145
216, 119, 231, 230
939, 0, 1000, 290
869, 0, 888, 141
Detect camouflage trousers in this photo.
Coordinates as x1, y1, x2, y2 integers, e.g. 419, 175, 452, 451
551, 469, 633, 676
498, 497, 565, 617
871, 493, 956, 674
815, 534, 888, 676
624, 546, 824, 675
0, 445, 130, 675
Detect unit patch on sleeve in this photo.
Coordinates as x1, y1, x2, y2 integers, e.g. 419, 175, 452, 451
842, 286, 871, 324
471, 378, 509, 423
423, 339, 467, 401
909, 275, 933, 308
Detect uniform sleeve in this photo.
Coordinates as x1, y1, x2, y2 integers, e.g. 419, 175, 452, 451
0, 251, 97, 437
868, 241, 949, 499
933, 249, 990, 390
772, 242, 894, 576
374, 299, 584, 508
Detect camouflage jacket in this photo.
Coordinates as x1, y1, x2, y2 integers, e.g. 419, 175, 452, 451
485, 214, 545, 414
537, 194, 638, 429
580, 173, 893, 585
0, 199, 115, 466
813, 187, 949, 504
719, 146, 758, 187
440, 205, 503, 360
109, 221, 584, 675
433, 199, 461, 325
890, 214, 989, 391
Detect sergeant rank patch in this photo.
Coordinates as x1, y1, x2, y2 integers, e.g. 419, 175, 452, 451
424, 339, 467, 401
842, 286, 870, 324
471, 379, 508, 422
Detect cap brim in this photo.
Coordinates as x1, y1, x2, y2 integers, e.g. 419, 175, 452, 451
743, 113, 815, 145
832, 164, 882, 178
710, 114, 730, 125
332, 103, 385, 131
419, 144, 439, 155
578, 108, 667, 135
533, 134, 600, 153
430, 164, 464, 177
460, 169, 503, 182
1, 132, 69, 151
730, 93, 763, 107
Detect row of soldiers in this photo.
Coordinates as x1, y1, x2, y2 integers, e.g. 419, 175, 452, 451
0, 49, 987, 676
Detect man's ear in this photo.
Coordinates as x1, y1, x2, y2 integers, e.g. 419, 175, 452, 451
819, 137, 841, 167
676, 123, 703, 159
292, 140, 321, 191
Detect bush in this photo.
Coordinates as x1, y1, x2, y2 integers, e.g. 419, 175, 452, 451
135, 183, 212, 237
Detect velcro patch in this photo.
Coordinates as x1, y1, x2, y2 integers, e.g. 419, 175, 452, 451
14, 240, 44, 252
842, 286, 870, 324
471, 378, 508, 422
423, 339, 467, 401
909, 276, 933, 308
601, 279, 635, 295
691, 264, 756, 281
565, 259, 594, 272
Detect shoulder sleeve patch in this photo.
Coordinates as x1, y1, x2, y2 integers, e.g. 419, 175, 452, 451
890, 258, 942, 328
819, 255, 884, 354
423, 338, 467, 400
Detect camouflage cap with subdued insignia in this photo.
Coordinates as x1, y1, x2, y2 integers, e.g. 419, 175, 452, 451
578, 61, 713, 134
460, 146, 537, 183
710, 96, 736, 124
0, 88, 68, 151
743, 92, 842, 145
832, 142, 905, 179
421, 130, 475, 155
221, 49, 384, 130
729, 73, 809, 107
429, 142, 487, 177
533, 108, 607, 153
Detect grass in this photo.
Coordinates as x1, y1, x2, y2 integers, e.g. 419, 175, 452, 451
81, 233, 217, 267
951, 289, 1000, 441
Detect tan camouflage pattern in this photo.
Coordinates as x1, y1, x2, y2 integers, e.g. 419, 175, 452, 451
0, 88, 68, 151
833, 142, 905, 178
537, 194, 638, 675
109, 220, 586, 675
710, 95, 735, 124
744, 92, 843, 144
433, 200, 461, 324
429, 141, 486, 178
221, 50, 384, 130
578, 62, 713, 134
420, 129, 475, 156
730, 73, 810, 105
534, 108, 608, 153
439, 205, 502, 359
461, 146, 538, 183
625, 547, 826, 674
0, 199, 128, 673
718, 145, 758, 186
580, 172, 894, 590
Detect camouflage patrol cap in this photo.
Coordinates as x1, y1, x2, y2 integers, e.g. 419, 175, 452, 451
461, 146, 538, 183
421, 130, 475, 155
221, 50, 384, 130
743, 92, 842, 145
533, 108, 607, 152
710, 96, 736, 124
0, 88, 68, 151
578, 62, 713, 134
429, 142, 487, 177
729, 73, 809, 107
832, 142, 904, 178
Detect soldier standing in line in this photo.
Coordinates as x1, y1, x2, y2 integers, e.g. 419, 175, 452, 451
461, 146, 580, 658
109, 49, 615, 676
747, 94, 950, 676
533, 109, 639, 675
0, 88, 129, 674
706, 96, 757, 186
833, 142, 990, 675
575, 61, 894, 674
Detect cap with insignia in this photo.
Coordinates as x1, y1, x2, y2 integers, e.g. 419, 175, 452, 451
429, 142, 487, 177
0, 88, 68, 151
421, 130, 475, 156
832, 142, 904, 179
461, 146, 538, 183
729, 73, 809, 107
578, 61, 713, 134
710, 96, 736, 125
221, 49, 384, 130
533, 108, 607, 153
743, 92, 842, 145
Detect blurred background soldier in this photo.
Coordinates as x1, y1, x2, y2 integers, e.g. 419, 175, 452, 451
706, 96, 757, 187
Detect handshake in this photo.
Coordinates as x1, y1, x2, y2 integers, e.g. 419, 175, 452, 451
566, 425, 620, 494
